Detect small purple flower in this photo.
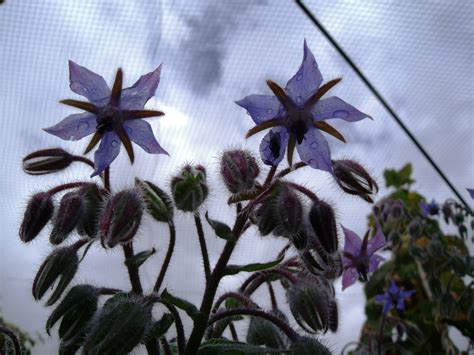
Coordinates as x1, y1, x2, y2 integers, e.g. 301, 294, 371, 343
341, 222, 386, 290
44, 61, 169, 176
467, 188, 474, 199
236, 40, 370, 173
419, 199, 439, 217
375, 280, 415, 314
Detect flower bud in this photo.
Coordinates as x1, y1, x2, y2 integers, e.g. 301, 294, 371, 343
22, 148, 73, 175
135, 178, 173, 223
76, 183, 104, 238
220, 149, 260, 194
32, 242, 82, 305
252, 194, 278, 236
19, 192, 54, 243
287, 277, 335, 333
308, 200, 338, 254
390, 200, 404, 220
289, 337, 331, 355
100, 189, 143, 248
274, 184, 303, 237
332, 159, 378, 203
83, 294, 151, 354
171, 165, 208, 212
408, 218, 422, 239
246, 313, 287, 349
50, 191, 84, 245
441, 202, 453, 224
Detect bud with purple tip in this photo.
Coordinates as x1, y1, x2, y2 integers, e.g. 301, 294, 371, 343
50, 191, 84, 245
100, 189, 144, 248
332, 159, 378, 203
19, 192, 54, 243
171, 165, 208, 212
220, 149, 260, 194
22, 148, 73, 175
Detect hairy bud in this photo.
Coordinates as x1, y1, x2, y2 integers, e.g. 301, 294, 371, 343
289, 337, 331, 355
171, 165, 208, 212
32, 242, 82, 305
22, 148, 73, 175
83, 294, 151, 354
76, 183, 104, 238
100, 189, 144, 248
246, 312, 287, 350
287, 276, 336, 333
50, 191, 84, 245
408, 218, 422, 239
333, 159, 378, 203
20, 192, 54, 243
220, 149, 260, 194
135, 178, 173, 223
308, 200, 338, 254
274, 184, 303, 237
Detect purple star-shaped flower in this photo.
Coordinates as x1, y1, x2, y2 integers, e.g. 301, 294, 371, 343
341, 222, 386, 290
44, 61, 169, 176
375, 280, 415, 314
236, 40, 370, 173
419, 199, 439, 217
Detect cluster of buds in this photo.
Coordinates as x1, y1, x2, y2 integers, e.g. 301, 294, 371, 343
220, 149, 260, 194
171, 164, 208, 212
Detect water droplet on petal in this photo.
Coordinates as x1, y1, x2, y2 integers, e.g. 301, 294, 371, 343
334, 110, 349, 118
111, 140, 119, 148
310, 142, 318, 149
296, 96, 302, 104
246, 111, 250, 115
313, 61, 318, 68
267, 109, 273, 114
126, 126, 133, 134
296, 73, 303, 81
78, 121, 90, 132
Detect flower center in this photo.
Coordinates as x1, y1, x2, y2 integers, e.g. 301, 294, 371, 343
286, 108, 313, 144
96, 106, 124, 133
356, 255, 370, 281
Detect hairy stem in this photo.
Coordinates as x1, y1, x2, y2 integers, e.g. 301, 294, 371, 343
229, 322, 239, 341
209, 308, 299, 342
378, 312, 386, 355
194, 213, 211, 283
47, 182, 90, 195
267, 282, 278, 310
123, 243, 143, 295
153, 221, 176, 293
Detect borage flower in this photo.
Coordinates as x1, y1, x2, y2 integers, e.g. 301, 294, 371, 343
375, 280, 415, 315
419, 199, 439, 217
236, 40, 370, 173
44, 61, 169, 176
341, 222, 386, 290
466, 188, 474, 199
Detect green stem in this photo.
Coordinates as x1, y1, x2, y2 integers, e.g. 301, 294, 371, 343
123, 242, 143, 295
229, 322, 239, 341
153, 221, 176, 293
378, 312, 386, 355
47, 182, 89, 195
194, 213, 211, 283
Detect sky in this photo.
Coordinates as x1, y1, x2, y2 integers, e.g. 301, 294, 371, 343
0, 0, 472, 353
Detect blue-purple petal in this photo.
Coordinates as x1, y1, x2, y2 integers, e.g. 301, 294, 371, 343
123, 119, 169, 155
69, 61, 110, 105
383, 300, 393, 314
120, 65, 162, 110
259, 126, 289, 166
342, 226, 362, 256
235, 94, 283, 124
311, 96, 370, 122
368, 254, 385, 272
341, 266, 358, 290
388, 280, 400, 295
296, 126, 332, 173
43, 112, 96, 141
467, 188, 474, 199
285, 40, 323, 104
91, 131, 121, 177
367, 222, 386, 256
375, 294, 390, 304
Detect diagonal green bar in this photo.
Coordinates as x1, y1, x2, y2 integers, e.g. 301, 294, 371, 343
295, 0, 469, 209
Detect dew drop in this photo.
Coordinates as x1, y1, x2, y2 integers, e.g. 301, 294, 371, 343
334, 110, 349, 118
313, 61, 318, 68
296, 96, 302, 104
126, 126, 133, 134
78, 121, 90, 132
111, 140, 119, 148
296, 73, 303, 81
267, 109, 273, 114
246, 111, 250, 115
310, 142, 318, 149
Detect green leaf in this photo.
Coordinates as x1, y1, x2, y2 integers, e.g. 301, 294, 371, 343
224, 256, 284, 276
147, 313, 174, 339
205, 211, 234, 241
198, 339, 288, 354
384, 163, 415, 189
160, 289, 200, 321
124, 248, 156, 268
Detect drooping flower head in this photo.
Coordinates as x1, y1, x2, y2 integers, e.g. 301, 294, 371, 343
44, 61, 169, 176
341, 222, 386, 290
419, 199, 439, 217
375, 280, 415, 314
236, 40, 370, 173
